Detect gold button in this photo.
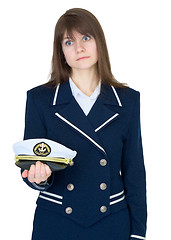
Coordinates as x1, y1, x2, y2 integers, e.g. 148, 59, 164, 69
67, 184, 74, 191
65, 207, 72, 214
100, 205, 107, 213
100, 159, 107, 166
100, 183, 107, 190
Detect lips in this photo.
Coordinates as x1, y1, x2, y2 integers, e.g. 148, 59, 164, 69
76, 56, 90, 61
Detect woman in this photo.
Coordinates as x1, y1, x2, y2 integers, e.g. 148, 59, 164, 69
21, 8, 147, 240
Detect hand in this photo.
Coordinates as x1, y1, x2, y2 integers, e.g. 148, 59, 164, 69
22, 161, 52, 184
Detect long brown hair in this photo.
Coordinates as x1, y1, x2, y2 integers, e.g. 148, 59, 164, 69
47, 8, 127, 88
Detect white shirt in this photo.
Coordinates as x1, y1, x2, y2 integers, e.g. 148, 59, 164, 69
69, 77, 101, 116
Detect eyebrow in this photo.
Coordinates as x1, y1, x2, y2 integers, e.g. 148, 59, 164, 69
62, 36, 73, 43
63, 35, 74, 40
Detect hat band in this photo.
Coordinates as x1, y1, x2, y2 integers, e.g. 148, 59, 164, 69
15, 155, 73, 165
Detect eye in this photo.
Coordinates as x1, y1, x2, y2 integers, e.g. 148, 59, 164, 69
65, 40, 73, 46
83, 36, 91, 41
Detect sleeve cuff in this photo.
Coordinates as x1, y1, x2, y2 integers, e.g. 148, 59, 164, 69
31, 175, 53, 190
31, 182, 47, 190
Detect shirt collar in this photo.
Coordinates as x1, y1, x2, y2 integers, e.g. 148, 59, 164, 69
69, 77, 101, 100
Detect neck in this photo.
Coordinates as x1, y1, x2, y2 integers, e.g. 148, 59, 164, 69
70, 67, 99, 96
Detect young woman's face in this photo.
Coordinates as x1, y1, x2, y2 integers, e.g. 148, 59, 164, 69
61, 31, 98, 71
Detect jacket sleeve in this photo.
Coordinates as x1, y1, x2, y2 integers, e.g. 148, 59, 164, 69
121, 91, 147, 240
21, 89, 54, 191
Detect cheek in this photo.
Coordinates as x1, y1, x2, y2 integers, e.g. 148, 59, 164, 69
95, 48, 98, 60
62, 48, 74, 65
91, 43, 98, 60
92, 49, 98, 63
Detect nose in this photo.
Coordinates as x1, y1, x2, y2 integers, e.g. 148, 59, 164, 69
75, 41, 85, 53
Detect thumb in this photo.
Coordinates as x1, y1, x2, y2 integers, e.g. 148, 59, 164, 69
22, 169, 29, 178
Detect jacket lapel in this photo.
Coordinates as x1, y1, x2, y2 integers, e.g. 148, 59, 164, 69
52, 81, 106, 154
52, 80, 122, 155
87, 83, 122, 132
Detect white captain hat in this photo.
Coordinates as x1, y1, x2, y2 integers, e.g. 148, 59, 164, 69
13, 138, 77, 171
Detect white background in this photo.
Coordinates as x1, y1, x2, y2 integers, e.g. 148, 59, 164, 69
0, 0, 170, 239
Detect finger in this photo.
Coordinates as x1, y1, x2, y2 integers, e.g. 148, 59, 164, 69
28, 164, 35, 183
45, 164, 52, 178
35, 161, 41, 182
34, 161, 41, 184
22, 169, 28, 178
39, 163, 47, 182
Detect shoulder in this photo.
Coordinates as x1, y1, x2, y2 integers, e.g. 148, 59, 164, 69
27, 83, 55, 96
27, 84, 56, 105
116, 86, 140, 107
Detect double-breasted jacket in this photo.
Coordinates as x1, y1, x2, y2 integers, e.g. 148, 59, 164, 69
22, 80, 147, 239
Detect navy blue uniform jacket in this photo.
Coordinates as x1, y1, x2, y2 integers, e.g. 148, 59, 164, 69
22, 80, 147, 239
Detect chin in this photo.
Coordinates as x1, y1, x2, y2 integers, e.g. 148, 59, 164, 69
73, 62, 98, 71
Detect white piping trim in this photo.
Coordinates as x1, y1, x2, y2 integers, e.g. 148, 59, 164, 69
53, 84, 60, 105
110, 195, 125, 205
41, 191, 63, 200
95, 113, 119, 132
55, 113, 106, 154
39, 195, 62, 205
110, 190, 124, 199
111, 86, 122, 107
130, 235, 146, 240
